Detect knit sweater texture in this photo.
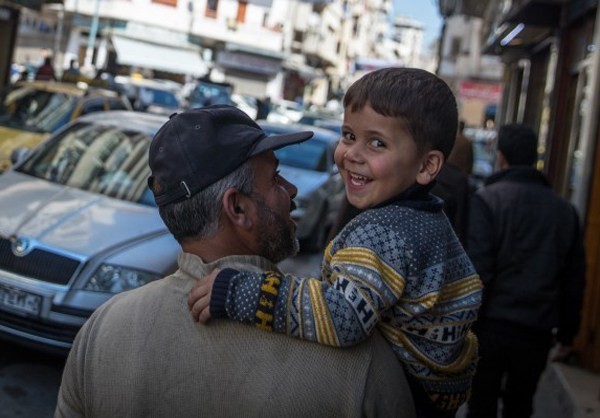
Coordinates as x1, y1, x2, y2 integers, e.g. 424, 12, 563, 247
213, 191, 483, 413
56, 252, 416, 418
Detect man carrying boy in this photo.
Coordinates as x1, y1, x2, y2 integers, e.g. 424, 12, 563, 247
190, 68, 483, 417
55, 105, 416, 417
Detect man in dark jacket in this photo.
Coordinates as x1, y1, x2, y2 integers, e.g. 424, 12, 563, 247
466, 124, 586, 418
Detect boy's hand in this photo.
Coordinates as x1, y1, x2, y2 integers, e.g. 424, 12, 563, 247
188, 268, 220, 323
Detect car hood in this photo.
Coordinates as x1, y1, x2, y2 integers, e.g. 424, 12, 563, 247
279, 165, 330, 198
0, 126, 47, 170
0, 172, 167, 257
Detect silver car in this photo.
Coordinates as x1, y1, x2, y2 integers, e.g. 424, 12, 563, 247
258, 120, 345, 252
0, 111, 179, 353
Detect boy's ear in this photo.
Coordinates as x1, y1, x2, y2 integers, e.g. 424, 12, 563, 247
416, 150, 444, 185
222, 188, 253, 229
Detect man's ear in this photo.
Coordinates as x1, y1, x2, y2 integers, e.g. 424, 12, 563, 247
416, 150, 444, 185
222, 188, 253, 229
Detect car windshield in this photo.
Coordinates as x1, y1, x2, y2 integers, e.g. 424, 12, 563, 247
190, 83, 232, 106
16, 121, 155, 206
275, 140, 329, 172
139, 87, 179, 108
0, 84, 77, 133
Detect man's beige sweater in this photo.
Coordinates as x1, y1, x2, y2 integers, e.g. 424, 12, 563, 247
55, 252, 416, 418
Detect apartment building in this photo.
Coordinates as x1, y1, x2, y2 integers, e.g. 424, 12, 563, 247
5, 0, 425, 104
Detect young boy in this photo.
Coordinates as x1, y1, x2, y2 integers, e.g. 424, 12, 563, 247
189, 67, 483, 416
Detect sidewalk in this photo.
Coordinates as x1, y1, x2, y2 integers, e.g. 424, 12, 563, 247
533, 362, 600, 418
457, 362, 600, 417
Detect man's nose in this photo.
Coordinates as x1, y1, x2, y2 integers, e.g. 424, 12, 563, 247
281, 175, 297, 199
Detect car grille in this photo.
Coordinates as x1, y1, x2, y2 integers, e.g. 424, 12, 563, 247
0, 309, 81, 345
0, 238, 80, 285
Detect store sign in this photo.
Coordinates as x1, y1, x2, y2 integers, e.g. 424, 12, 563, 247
459, 81, 502, 102
217, 51, 281, 76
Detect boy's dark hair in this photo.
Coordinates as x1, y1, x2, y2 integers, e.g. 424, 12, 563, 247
497, 124, 538, 166
343, 67, 458, 158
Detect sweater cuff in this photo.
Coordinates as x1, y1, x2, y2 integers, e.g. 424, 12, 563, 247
210, 268, 239, 318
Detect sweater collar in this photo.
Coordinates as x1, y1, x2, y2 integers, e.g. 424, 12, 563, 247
374, 182, 444, 213
177, 252, 280, 278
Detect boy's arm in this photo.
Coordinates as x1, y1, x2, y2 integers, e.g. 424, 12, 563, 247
192, 243, 407, 347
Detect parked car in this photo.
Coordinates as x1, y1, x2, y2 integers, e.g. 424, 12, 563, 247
231, 93, 258, 119
182, 78, 234, 108
113, 76, 182, 115
267, 99, 304, 124
258, 120, 345, 252
464, 127, 498, 189
0, 81, 132, 172
0, 111, 179, 353
298, 111, 342, 135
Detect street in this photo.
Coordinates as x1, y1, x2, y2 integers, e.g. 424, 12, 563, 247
0, 251, 322, 418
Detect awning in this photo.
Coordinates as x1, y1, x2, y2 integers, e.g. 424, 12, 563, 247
111, 36, 208, 77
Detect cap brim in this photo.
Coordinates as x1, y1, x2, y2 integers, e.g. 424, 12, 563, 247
251, 131, 314, 156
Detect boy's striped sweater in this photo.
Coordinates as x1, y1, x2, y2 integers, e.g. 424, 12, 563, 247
212, 194, 483, 413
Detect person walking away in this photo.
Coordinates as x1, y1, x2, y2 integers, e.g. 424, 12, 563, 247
466, 123, 586, 418
190, 68, 483, 417
35, 57, 56, 81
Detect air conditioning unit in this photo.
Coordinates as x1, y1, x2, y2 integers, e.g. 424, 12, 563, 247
226, 18, 238, 31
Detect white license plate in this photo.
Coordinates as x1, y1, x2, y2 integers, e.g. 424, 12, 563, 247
0, 284, 42, 316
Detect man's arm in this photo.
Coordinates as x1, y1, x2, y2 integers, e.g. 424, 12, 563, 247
55, 320, 91, 418
190, 240, 407, 347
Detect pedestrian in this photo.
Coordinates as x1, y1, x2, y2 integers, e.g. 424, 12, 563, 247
55, 105, 417, 418
255, 96, 271, 120
448, 120, 474, 177
189, 68, 483, 417
35, 56, 56, 81
62, 59, 81, 82
466, 124, 586, 418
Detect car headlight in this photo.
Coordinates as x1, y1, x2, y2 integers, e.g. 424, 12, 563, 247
84, 264, 161, 293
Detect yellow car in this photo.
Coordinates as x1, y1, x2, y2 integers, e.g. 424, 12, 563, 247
0, 81, 132, 171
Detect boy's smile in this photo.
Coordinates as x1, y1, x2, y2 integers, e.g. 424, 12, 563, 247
335, 104, 428, 209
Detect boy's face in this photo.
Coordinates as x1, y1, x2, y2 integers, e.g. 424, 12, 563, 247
335, 104, 427, 210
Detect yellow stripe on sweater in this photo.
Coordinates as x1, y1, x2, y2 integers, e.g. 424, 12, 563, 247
438, 275, 483, 303
333, 247, 406, 296
308, 280, 339, 346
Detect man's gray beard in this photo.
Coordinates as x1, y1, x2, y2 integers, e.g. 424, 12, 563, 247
255, 199, 299, 264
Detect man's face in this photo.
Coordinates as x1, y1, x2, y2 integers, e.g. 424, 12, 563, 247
250, 152, 299, 263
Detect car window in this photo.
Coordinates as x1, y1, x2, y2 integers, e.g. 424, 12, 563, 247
0, 85, 77, 133
275, 140, 329, 172
139, 87, 179, 108
107, 98, 129, 111
80, 99, 106, 115
16, 121, 155, 205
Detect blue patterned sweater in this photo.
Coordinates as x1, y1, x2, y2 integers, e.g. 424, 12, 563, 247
211, 191, 483, 413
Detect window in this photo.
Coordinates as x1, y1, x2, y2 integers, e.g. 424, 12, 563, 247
205, 0, 218, 18
236, 0, 247, 23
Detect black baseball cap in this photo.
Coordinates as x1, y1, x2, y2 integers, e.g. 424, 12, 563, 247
148, 105, 313, 206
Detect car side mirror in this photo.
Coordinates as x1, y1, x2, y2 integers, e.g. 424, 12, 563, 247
10, 147, 31, 165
